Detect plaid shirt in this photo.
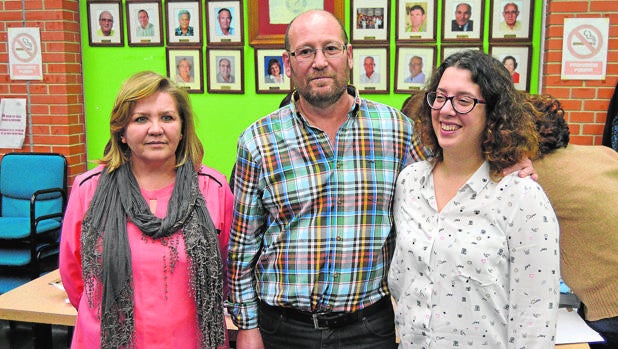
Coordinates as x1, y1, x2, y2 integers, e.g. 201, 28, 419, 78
227, 87, 428, 329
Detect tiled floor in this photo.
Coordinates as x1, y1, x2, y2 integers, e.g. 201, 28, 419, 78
0, 320, 70, 349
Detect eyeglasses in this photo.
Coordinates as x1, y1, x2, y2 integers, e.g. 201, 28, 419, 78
503, 11, 519, 15
426, 91, 486, 114
288, 43, 347, 62
100, 18, 113, 23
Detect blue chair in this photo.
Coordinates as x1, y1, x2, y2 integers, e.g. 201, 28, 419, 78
0, 153, 67, 294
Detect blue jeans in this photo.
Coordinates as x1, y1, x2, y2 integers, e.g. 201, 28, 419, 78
578, 305, 618, 348
258, 299, 397, 349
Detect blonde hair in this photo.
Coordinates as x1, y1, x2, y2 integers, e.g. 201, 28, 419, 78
100, 71, 203, 171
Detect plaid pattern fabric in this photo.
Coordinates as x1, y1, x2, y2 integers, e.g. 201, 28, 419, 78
228, 87, 429, 328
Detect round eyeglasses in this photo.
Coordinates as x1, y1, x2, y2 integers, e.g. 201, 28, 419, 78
288, 43, 347, 62
426, 91, 486, 114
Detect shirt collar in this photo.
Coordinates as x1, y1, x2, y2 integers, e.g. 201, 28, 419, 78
420, 160, 491, 195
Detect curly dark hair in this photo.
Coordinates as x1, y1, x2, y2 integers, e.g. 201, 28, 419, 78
416, 50, 538, 180
522, 93, 570, 158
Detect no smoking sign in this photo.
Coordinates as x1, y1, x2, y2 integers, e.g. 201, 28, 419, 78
567, 24, 603, 60
561, 18, 609, 80
11, 33, 39, 63
8, 27, 43, 80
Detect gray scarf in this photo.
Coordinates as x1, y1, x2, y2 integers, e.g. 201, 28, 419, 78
81, 161, 225, 349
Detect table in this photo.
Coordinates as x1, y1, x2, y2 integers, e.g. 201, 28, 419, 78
0, 270, 590, 349
0, 269, 238, 347
0, 270, 75, 326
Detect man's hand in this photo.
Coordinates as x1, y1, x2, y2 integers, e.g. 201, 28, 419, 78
235, 328, 264, 349
503, 157, 538, 181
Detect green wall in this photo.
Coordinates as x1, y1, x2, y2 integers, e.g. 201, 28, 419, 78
81, 1, 543, 177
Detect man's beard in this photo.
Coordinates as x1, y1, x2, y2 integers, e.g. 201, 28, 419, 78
293, 69, 349, 109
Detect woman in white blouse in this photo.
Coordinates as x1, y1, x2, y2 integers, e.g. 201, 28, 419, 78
389, 50, 560, 348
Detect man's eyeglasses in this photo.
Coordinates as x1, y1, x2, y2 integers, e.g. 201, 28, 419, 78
100, 18, 113, 23
288, 43, 347, 62
426, 91, 486, 114
503, 11, 519, 15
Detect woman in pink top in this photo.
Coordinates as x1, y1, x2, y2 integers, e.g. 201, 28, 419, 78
60, 71, 232, 348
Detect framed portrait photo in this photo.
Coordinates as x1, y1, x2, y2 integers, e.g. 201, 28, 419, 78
350, 0, 390, 44
166, 48, 204, 93
255, 48, 292, 94
442, 0, 484, 42
396, 0, 437, 42
441, 45, 482, 61
206, 1, 243, 46
351, 47, 389, 94
126, 0, 163, 46
489, 0, 533, 41
247, 0, 344, 46
395, 46, 435, 93
166, 1, 202, 46
490, 45, 531, 91
207, 47, 244, 94
87, 0, 124, 47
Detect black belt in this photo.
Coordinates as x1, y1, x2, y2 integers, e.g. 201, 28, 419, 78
259, 296, 390, 330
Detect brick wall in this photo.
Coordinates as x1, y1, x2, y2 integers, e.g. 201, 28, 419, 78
542, 0, 618, 145
0, 0, 86, 187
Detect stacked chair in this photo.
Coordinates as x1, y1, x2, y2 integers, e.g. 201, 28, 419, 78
0, 152, 67, 294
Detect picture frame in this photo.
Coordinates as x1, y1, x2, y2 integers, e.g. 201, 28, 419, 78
247, 0, 345, 46
489, 0, 533, 41
442, 0, 484, 42
87, 0, 124, 47
351, 46, 389, 94
166, 1, 202, 46
396, 0, 437, 43
490, 44, 531, 91
350, 0, 390, 44
166, 48, 204, 93
206, 0, 244, 46
255, 48, 292, 94
394, 46, 436, 93
126, 0, 163, 46
441, 45, 483, 61
207, 47, 244, 94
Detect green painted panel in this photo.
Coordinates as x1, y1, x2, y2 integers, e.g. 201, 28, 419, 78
81, 1, 542, 177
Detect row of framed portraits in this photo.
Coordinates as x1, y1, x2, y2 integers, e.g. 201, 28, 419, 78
168, 44, 532, 94
87, 0, 244, 47
88, 0, 533, 47
354, 0, 534, 44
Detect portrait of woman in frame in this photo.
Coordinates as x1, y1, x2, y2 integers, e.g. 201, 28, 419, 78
255, 48, 291, 94
489, 0, 533, 41
126, 0, 163, 46
490, 45, 531, 91
396, 0, 436, 42
166, 1, 202, 46
207, 48, 244, 94
442, 0, 484, 42
87, 0, 124, 47
166, 48, 203, 93
206, 0, 244, 46
394, 46, 435, 93
350, 0, 389, 44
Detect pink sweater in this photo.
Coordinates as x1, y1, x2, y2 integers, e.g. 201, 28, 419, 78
60, 164, 233, 348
